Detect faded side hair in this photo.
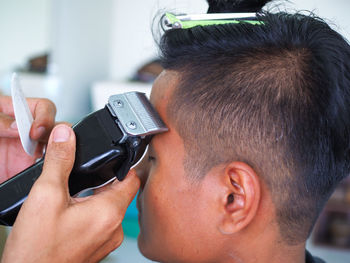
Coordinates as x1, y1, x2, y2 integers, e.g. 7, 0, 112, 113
158, 12, 350, 244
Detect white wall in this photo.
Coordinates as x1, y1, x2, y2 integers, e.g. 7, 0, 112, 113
0, 0, 51, 74
109, 0, 208, 81
0, 0, 114, 122
49, 0, 114, 121
280, 0, 350, 40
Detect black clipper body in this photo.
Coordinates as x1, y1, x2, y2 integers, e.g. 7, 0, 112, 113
0, 92, 167, 226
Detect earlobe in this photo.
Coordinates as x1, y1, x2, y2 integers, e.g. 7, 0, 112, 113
219, 162, 261, 235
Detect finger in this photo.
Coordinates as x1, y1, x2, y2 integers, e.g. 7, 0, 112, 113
33, 142, 45, 159
0, 96, 56, 140
0, 112, 18, 138
75, 170, 140, 223
29, 98, 56, 142
92, 183, 110, 195
40, 124, 76, 189
55, 121, 72, 127
96, 169, 141, 213
0, 96, 14, 116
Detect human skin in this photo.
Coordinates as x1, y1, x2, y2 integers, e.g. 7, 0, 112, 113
0, 96, 56, 182
0, 96, 140, 262
1, 124, 140, 263
0, 72, 308, 262
137, 70, 233, 262
137, 70, 307, 263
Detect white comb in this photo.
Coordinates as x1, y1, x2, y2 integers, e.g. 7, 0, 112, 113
11, 73, 37, 156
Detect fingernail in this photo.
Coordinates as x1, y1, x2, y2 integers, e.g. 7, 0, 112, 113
10, 121, 17, 130
36, 126, 46, 138
53, 125, 71, 142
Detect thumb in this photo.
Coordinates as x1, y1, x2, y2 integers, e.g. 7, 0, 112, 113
111, 169, 141, 210
41, 124, 76, 188
94, 169, 141, 214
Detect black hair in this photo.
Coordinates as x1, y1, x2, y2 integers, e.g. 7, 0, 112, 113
157, 0, 350, 244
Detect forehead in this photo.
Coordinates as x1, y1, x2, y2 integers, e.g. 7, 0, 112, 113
150, 70, 178, 106
149, 70, 183, 150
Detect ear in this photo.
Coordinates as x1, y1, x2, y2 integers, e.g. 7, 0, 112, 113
219, 162, 261, 234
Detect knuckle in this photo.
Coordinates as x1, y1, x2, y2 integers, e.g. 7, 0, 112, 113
38, 98, 57, 117
98, 206, 123, 231
99, 217, 115, 232
41, 98, 55, 108
29, 181, 60, 207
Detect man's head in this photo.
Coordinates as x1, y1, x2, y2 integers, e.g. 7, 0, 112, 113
137, 0, 350, 262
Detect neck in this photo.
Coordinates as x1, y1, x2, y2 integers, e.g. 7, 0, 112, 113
220, 227, 306, 263
242, 242, 306, 263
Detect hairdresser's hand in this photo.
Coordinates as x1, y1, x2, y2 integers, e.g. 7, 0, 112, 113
1, 124, 140, 263
0, 96, 56, 183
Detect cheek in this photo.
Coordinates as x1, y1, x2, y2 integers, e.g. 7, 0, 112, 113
140, 172, 170, 234
138, 173, 176, 260
140, 186, 222, 262
138, 154, 221, 260
139, 176, 207, 250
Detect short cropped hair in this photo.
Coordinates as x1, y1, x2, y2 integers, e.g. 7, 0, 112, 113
158, 10, 350, 244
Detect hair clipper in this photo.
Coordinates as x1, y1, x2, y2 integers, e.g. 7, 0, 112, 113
0, 92, 167, 226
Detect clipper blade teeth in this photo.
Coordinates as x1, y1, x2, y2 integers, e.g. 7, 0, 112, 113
108, 92, 168, 137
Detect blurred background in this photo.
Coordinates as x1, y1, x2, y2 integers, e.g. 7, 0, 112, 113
0, 0, 350, 262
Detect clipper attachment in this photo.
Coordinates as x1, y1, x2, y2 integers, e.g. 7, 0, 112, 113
163, 12, 262, 29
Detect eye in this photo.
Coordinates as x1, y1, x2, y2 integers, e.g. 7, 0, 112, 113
148, 155, 156, 162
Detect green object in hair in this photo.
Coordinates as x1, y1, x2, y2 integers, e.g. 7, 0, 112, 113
164, 12, 264, 29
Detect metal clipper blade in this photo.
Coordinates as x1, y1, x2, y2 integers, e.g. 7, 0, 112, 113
107, 92, 168, 141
